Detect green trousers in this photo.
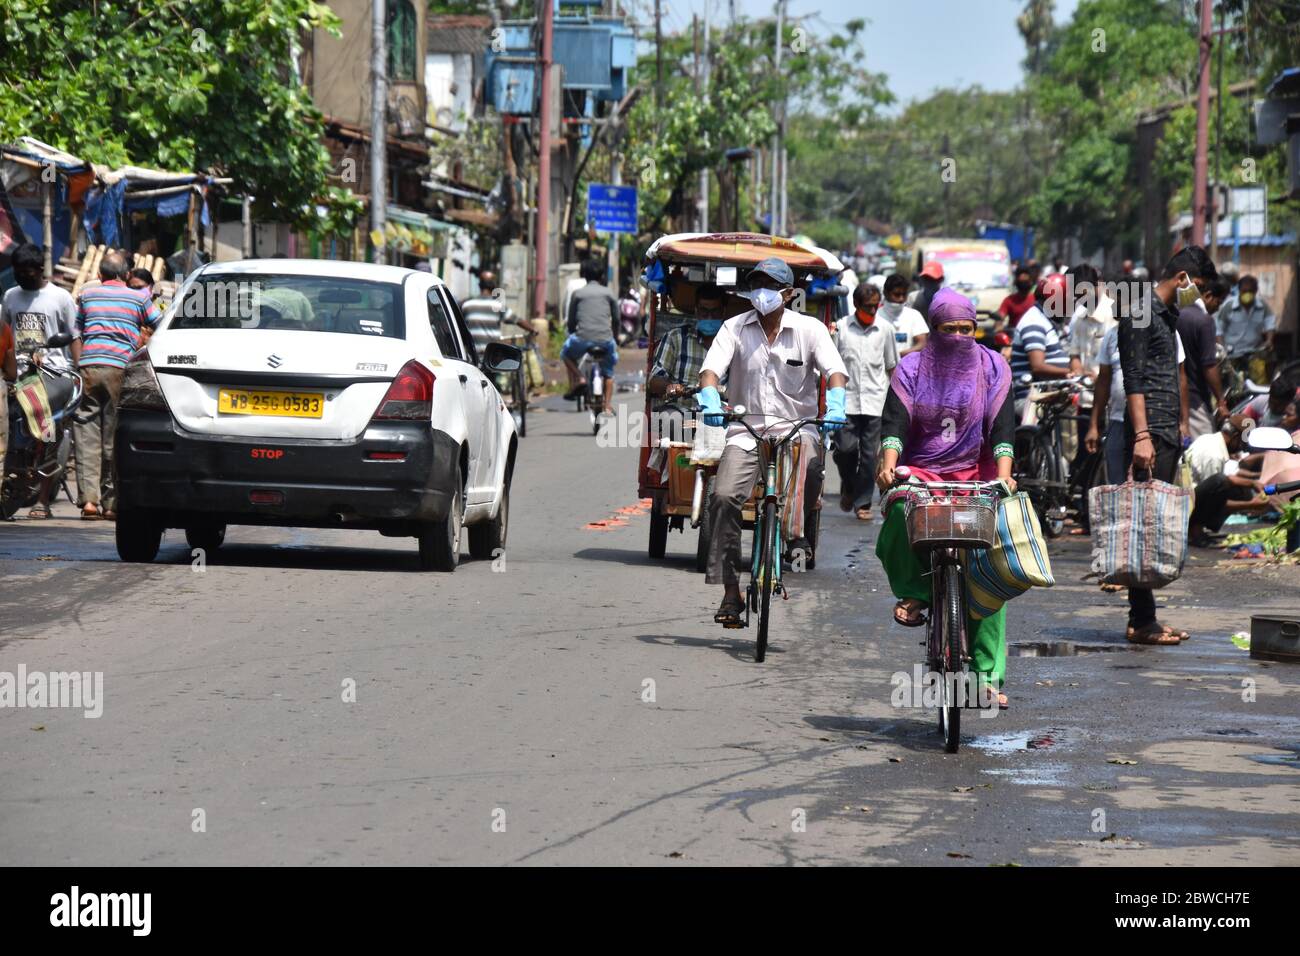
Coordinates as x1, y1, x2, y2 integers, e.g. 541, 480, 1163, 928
875, 502, 1007, 687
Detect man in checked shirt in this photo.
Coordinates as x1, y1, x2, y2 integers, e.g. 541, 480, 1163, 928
1118, 244, 1217, 646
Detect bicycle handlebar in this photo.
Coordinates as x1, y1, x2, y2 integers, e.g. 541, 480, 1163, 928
721, 412, 826, 448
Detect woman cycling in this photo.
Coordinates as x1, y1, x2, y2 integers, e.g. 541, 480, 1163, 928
874, 288, 1017, 708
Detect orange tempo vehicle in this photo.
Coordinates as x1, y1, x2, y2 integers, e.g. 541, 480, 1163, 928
637, 232, 848, 569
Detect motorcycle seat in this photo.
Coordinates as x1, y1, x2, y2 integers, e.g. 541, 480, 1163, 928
587, 345, 611, 358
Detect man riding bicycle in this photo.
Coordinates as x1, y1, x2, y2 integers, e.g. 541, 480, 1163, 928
695, 257, 848, 627
562, 257, 620, 410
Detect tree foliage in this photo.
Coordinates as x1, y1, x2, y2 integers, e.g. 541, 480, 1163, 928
0, 0, 355, 229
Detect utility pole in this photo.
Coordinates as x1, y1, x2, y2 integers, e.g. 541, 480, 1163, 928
942, 132, 951, 236
1191, 0, 1212, 247
370, 0, 388, 265
769, 0, 785, 237
654, 0, 663, 112
609, 140, 622, 288
532, 0, 554, 323
701, 5, 711, 233
1210, 4, 1225, 259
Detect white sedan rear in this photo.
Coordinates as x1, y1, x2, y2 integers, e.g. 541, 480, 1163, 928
114, 259, 519, 570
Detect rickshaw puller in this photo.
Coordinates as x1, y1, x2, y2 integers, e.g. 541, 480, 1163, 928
695, 257, 848, 626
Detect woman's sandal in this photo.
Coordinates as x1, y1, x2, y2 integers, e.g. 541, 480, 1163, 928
855, 507, 873, 522
1126, 621, 1186, 646
27, 504, 51, 519
713, 598, 745, 628
81, 504, 102, 521
893, 599, 927, 628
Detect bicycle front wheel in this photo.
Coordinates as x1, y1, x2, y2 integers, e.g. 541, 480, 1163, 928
755, 498, 778, 663
938, 563, 967, 754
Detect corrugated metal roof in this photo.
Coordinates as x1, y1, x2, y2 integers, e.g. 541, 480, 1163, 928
428, 16, 490, 54
1237, 233, 1298, 247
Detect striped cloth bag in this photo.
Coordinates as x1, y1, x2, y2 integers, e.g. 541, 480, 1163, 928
1088, 478, 1191, 589
967, 492, 1055, 620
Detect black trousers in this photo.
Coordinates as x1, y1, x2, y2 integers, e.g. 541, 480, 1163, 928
1122, 432, 1181, 628
832, 413, 882, 510
1189, 474, 1253, 533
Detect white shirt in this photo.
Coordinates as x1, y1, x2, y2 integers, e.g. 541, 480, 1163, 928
1186, 431, 1231, 485
701, 308, 848, 450
836, 316, 898, 416
1067, 293, 1116, 376
880, 302, 927, 352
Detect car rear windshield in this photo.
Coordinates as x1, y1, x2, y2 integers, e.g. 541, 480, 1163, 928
167, 274, 405, 338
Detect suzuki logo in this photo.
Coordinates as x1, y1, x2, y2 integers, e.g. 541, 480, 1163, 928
266, 354, 283, 369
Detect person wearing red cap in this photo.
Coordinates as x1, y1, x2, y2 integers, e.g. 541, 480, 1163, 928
908, 260, 944, 322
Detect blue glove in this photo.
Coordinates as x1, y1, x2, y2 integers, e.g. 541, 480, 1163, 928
696, 386, 725, 427
822, 386, 847, 433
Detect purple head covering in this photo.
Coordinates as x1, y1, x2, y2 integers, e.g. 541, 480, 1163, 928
889, 288, 1010, 472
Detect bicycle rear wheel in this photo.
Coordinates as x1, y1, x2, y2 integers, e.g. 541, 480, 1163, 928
755, 498, 778, 663
1029, 438, 1064, 537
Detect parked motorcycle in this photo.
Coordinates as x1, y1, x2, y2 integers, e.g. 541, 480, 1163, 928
1, 332, 82, 519
617, 289, 642, 347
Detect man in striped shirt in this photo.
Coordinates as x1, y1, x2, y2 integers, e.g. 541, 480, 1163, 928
72, 251, 162, 519
1010, 272, 1072, 411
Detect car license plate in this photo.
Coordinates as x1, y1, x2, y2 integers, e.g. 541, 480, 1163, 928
218, 388, 324, 418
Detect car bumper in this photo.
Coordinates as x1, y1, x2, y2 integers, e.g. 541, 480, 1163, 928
116, 410, 459, 531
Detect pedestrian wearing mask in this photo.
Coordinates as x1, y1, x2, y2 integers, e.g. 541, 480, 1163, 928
1216, 275, 1275, 376
833, 283, 898, 521
880, 273, 928, 357
998, 266, 1037, 329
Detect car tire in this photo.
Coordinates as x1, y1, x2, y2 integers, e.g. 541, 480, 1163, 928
117, 511, 163, 563
468, 480, 508, 560
185, 523, 226, 554
418, 466, 463, 571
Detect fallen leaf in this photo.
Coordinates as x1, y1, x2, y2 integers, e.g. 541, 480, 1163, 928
818, 736, 831, 742
889, 757, 902, 763
31, 725, 45, 731
667, 851, 684, 858
947, 852, 972, 859
1108, 759, 1138, 765
952, 786, 974, 793
858, 806, 871, 813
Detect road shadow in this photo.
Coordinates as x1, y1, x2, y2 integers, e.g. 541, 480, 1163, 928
194, 542, 439, 573
804, 712, 976, 754
636, 632, 779, 663
573, 546, 697, 571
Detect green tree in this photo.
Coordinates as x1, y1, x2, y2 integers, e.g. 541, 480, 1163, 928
0, 0, 354, 229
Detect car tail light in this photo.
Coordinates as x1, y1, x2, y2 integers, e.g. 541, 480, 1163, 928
372, 360, 435, 420
119, 349, 169, 412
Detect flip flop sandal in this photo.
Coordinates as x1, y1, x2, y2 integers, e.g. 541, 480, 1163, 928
1125, 623, 1182, 646
713, 599, 744, 628
1099, 582, 1125, 593
855, 508, 873, 521
27, 505, 51, 519
893, 600, 927, 628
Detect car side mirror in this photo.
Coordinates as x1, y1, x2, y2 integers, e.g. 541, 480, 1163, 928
481, 341, 522, 375
45, 332, 74, 349
1246, 425, 1299, 454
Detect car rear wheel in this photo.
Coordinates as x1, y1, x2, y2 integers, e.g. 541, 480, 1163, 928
117, 511, 163, 563
468, 481, 508, 560
418, 466, 463, 571
185, 523, 226, 554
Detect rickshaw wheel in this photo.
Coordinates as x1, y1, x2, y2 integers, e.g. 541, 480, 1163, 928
648, 496, 669, 559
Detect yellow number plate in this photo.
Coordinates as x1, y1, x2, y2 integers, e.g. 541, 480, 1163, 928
217, 388, 325, 418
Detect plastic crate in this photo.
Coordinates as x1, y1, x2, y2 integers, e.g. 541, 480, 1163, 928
905, 496, 996, 551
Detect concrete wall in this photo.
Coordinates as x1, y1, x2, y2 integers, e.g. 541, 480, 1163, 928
311, 0, 426, 134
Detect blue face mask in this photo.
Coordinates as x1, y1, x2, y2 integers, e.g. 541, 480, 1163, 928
696, 319, 722, 337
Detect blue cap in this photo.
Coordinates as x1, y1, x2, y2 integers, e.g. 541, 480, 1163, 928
749, 256, 794, 288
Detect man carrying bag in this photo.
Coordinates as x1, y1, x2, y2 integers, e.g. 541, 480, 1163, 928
1104, 246, 1216, 646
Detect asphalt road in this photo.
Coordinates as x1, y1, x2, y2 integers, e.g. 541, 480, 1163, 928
2, 364, 1299, 866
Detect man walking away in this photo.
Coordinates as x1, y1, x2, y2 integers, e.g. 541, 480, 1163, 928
1119, 244, 1217, 645
833, 283, 898, 521
0, 242, 80, 518
73, 251, 161, 520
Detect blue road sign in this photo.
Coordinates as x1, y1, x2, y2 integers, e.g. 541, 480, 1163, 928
587, 184, 638, 235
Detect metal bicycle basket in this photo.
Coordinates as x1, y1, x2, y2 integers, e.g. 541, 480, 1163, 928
904, 493, 997, 551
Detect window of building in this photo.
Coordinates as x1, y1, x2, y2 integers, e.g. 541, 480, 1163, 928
387, 0, 417, 81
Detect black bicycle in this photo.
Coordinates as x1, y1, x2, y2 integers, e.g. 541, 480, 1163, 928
1013, 375, 1093, 537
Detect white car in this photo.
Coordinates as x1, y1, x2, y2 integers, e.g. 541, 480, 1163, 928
115, 259, 519, 571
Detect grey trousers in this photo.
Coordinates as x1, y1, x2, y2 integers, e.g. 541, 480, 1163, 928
1187, 403, 1215, 439
73, 365, 123, 510
705, 437, 824, 588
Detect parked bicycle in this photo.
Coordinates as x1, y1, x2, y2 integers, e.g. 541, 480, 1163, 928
718, 408, 824, 663
1013, 374, 1094, 537
885, 469, 1007, 753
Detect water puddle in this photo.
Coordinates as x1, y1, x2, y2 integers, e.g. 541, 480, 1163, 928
980, 764, 1069, 786
1249, 745, 1300, 769
971, 729, 1062, 754
1010, 641, 1133, 657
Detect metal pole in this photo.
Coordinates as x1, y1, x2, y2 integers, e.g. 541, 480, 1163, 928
654, 0, 663, 112
532, 0, 554, 322
241, 195, 253, 259
699, 6, 710, 233
769, 0, 784, 237
609, 148, 621, 287
370, 0, 388, 265
1191, 0, 1212, 246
